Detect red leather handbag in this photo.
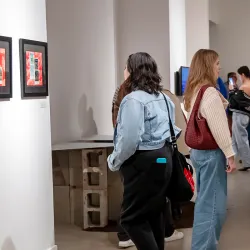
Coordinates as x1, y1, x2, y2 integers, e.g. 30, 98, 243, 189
185, 85, 219, 150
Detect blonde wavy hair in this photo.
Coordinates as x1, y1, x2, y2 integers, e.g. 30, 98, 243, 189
184, 49, 219, 112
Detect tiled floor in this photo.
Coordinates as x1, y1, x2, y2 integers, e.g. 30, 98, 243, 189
55, 171, 250, 249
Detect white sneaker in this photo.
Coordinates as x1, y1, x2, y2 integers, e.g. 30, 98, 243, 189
165, 230, 184, 242
118, 239, 135, 248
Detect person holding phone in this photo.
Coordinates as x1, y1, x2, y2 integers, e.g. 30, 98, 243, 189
227, 72, 238, 90
229, 66, 250, 171
225, 72, 238, 134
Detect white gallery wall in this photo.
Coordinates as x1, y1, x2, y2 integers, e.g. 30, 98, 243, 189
0, 0, 55, 250
169, 0, 187, 93
169, 0, 210, 92
115, 0, 170, 89
209, 21, 218, 55
186, 0, 209, 65
209, 0, 219, 24
47, 0, 116, 143
47, 0, 212, 143
48, 0, 172, 143
210, 0, 250, 79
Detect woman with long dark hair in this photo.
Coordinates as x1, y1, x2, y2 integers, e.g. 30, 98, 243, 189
112, 71, 185, 249
108, 52, 180, 250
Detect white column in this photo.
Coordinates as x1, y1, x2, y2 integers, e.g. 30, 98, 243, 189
0, 1, 55, 250
169, 0, 187, 93
186, 0, 210, 65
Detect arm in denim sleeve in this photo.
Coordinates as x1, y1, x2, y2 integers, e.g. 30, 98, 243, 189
107, 98, 144, 171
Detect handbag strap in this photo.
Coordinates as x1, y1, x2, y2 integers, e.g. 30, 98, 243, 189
192, 84, 211, 114
160, 92, 177, 148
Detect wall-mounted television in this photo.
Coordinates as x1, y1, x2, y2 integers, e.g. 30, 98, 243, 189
175, 66, 189, 96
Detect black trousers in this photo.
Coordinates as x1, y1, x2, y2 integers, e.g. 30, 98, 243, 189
119, 145, 172, 250
117, 198, 175, 241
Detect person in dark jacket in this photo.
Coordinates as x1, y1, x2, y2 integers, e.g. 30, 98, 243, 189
229, 66, 250, 171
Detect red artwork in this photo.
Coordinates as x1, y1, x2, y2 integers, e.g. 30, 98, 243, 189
0, 48, 6, 87
26, 51, 43, 86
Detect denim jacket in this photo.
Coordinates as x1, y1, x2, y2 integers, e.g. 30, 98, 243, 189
107, 90, 181, 171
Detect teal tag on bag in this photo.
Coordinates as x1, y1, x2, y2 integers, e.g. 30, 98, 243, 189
156, 158, 167, 164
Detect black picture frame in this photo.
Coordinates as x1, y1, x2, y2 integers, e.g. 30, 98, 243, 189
0, 36, 12, 99
19, 39, 48, 98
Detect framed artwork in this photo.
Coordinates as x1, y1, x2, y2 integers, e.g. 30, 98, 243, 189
19, 39, 48, 97
0, 36, 12, 99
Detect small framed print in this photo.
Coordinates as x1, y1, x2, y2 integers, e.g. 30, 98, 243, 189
0, 36, 12, 99
19, 39, 48, 98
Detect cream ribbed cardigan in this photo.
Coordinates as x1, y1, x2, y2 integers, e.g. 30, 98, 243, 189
187, 87, 235, 158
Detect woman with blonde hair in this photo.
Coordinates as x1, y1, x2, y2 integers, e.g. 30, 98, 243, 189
184, 49, 236, 250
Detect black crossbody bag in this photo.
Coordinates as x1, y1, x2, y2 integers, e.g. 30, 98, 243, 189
161, 92, 194, 202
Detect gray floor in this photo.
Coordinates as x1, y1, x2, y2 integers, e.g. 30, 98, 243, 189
55, 171, 250, 250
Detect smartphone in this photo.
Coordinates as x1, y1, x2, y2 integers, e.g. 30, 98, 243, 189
229, 77, 234, 86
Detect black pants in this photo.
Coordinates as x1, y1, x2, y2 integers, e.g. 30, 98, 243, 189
119, 145, 172, 250
117, 198, 175, 241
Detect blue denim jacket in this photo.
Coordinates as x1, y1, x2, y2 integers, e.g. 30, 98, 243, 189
107, 90, 181, 171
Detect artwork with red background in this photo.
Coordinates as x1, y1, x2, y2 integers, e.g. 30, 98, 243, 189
0, 48, 6, 87
26, 51, 43, 86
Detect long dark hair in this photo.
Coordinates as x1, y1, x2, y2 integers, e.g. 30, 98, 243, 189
124, 52, 162, 95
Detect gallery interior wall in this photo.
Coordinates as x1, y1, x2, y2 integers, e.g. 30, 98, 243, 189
47, 0, 116, 144
209, 0, 250, 79
209, 0, 219, 24
115, 0, 170, 89
186, 0, 209, 66
209, 21, 218, 56
169, 0, 187, 93
47, 0, 213, 143
48, 0, 171, 143
0, 0, 55, 250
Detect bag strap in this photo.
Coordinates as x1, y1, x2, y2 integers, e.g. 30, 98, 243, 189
192, 84, 211, 113
160, 92, 178, 149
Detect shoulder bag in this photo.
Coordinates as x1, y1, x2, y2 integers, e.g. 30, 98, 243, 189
185, 85, 218, 150
161, 92, 194, 202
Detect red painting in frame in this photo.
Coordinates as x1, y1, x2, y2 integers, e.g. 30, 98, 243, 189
0, 36, 12, 99
0, 48, 6, 87
19, 39, 48, 98
26, 51, 43, 87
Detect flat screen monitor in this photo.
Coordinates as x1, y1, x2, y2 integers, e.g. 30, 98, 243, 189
180, 66, 189, 95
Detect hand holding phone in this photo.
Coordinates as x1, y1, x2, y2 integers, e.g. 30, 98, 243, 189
229, 77, 235, 90
229, 77, 234, 86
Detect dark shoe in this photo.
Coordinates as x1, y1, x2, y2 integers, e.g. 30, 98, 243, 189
238, 167, 250, 171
